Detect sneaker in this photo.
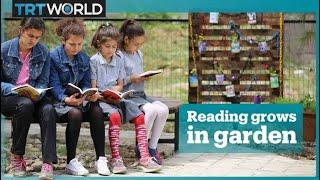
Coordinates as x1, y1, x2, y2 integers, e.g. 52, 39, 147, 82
95, 156, 110, 176
39, 163, 53, 180
137, 157, 161, 173
11, 156, 27, 177
110, 158, 127, 174
65, 158, 89, 176
149, 148, 163, 165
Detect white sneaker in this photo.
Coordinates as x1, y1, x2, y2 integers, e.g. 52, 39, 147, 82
95, 156, 110, 176
65, 158, 89, 176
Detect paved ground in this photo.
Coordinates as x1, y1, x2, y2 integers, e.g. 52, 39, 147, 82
2, 122, 317, 178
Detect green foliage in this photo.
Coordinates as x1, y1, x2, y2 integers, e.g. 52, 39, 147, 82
272, 95, 316, 113
272, 97, 300, 104
214, 62, 223, 74
299, 94, 316, 112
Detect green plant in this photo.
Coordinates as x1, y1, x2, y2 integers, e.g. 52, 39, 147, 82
272, 97, 299, 104
215, 62, 223, 74
300, 94, 316, 113
272, 95, 316, 113
269, 66, 277, 76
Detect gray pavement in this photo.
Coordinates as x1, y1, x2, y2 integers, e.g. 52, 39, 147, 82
2, 122, 317, 177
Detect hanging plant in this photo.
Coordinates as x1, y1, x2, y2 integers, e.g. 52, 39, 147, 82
214, 62, 224, 85
198, 41, 207, 54
189, 68, 199, 88
269, 66, 279, 88
253, 95, 262, 104
230, 30, 241, 53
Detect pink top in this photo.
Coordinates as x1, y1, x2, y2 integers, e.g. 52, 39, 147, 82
16, 51, 31, 86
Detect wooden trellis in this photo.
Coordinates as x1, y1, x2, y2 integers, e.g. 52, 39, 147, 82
189, 13, 284, 104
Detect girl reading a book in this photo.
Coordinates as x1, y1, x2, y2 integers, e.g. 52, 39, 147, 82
90, 23, 161, 173
1, 17, 57, 179
119, 19, 169, 165
49, 18, 109, 176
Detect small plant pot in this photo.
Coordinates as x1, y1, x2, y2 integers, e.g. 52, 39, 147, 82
270, 74, 279, 88
215, 74, 224, 85
189, 74, 199, 88
231, 41, 240, 53
303, 111, 315, 142
253, 95, 262, 104
198, 41, 207, 54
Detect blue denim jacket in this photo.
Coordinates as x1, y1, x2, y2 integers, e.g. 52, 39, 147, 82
1, 37, 50, 96
49, 45, 91, 102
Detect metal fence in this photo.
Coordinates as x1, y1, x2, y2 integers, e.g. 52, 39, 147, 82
283, 19, 316, 100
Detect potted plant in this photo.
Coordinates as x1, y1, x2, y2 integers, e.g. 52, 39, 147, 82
272, 96, 316, 142
300, 94, 316, 142
214, 62, 224, 85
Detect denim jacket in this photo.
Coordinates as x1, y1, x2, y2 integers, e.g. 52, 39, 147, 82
1, 37, 50, 96
49, 45, 91, 102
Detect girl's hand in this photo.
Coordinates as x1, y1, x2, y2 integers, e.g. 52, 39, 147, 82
106, 97, 121, 104
130, 74, 145, 83
64, 93, 85, 106
86, 92, 99, 102
97, 93, 120, 104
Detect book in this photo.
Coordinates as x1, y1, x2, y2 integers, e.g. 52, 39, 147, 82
100, 89, 135, 100
11, 84, 52, 101
65, 83, 98, 97
139, 69, 163, 78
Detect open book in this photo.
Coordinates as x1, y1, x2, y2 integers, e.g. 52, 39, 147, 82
139, 69, 163, 78
11, 84, 52, 101
101, 89, 135, 100
65, 83, 98, 97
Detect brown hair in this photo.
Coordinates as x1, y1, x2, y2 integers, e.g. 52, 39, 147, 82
55, 18, 86, 40
119, 19, 145, 49
91, 23, 119, 49
20, 17, 45, 34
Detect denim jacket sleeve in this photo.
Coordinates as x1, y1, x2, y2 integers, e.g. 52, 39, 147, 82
49, 58, 67, 102
1, 52, 15, 96
35, 51, 50, 89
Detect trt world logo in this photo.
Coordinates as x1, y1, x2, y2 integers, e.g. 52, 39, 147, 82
13, 0, 106, 17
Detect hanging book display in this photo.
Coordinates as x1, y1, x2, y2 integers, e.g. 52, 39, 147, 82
189, 13, 283, 103
225, 85, 236, 97
247, 12, 257, 24
258, 41, 268, 53
209, 12, 219, 24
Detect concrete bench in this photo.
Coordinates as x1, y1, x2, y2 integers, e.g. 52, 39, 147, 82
2, 97, 182, 151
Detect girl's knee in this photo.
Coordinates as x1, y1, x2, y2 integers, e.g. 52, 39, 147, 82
142, 103, 157, 116
109, 112, 121, 126
67, 108, 83, 123
153, 102, 169, 117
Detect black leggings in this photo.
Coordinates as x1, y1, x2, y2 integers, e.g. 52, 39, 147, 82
61, 102, 105, 163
